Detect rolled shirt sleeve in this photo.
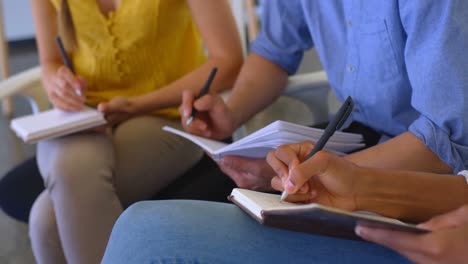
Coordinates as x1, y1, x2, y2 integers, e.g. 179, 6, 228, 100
251, 0, 468, 171
401, 0, 468, 172
250, 0, 313, 75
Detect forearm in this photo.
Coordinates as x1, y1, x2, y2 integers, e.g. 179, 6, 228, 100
131, 0, 243, 115
355, 167, 468, 222
346, 132, 452, 173
227, 53, 289, 129
31, 0, 63, 75
130, 56, 242, 114
31, 0, 75, 93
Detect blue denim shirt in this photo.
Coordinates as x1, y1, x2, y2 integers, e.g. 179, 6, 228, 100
251, 0, 468, 172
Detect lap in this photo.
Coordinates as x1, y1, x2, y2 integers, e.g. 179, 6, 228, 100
112, 116, 204, 204
37, 132, 114, 186
36, 116, 204, 203
103, 200, 410, 264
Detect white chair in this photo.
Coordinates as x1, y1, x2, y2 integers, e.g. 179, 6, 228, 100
0, 66, 46, 114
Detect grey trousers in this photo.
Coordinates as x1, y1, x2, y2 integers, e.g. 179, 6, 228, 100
29, 116, 203, 264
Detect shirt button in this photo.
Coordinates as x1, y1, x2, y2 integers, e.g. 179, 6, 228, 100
347, 20, 352, 27
347, 65, 355, 72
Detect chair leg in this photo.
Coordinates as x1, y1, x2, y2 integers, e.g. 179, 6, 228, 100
0, 1, 12, 117
2, 97, 12, 117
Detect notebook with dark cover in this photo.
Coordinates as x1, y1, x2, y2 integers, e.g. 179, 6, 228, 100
229, 188, 429, 240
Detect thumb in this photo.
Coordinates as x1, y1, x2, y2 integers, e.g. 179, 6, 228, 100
194, 93, 222, 112
419, 205, 468, 230
97, 102, 108, 113
181, 90, 195, 118
222, 156, 244, 171
286, 151, 331, 193
76, 76, 87, 94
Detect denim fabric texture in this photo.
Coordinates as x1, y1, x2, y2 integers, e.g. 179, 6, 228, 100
102, 200, 411, 264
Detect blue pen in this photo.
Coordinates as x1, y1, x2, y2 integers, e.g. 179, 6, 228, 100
280, 96, 354, 201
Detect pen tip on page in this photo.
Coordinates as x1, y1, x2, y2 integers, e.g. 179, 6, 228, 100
185, 116, 194, 126
280, 191, 289, 201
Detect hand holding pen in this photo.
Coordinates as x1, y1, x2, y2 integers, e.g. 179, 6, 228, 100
276, 96, 354, 201
180, 66, 241, 140
46, 36, 86, 111
185, 67, 218, 126
267, 138, 362, 210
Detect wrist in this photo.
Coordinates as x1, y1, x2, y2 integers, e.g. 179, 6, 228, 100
41, 63, 59, 81
231, 111, 244, 133
353, 166, 380, 212
128, 96, 144, 115
351, 167, 424, 219
222, 101, 240, 132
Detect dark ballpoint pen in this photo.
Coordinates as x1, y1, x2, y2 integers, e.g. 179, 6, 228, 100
186, 67, 218, 126
280, 96, 354, 201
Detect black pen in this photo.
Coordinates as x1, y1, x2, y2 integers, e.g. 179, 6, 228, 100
186, 67, 218, 126
280, 96, 354, 201
55, 36, 81, 97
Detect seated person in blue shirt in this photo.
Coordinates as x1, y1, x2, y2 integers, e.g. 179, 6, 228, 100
179, 0, 468, 190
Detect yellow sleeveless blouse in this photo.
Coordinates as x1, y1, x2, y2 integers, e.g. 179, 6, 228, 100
50, 0, 206, 118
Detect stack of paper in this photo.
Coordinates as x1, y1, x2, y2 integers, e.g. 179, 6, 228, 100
163, 120, 364, 160
11, 107, 106, 143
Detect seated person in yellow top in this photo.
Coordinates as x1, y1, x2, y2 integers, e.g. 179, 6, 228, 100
29, 0, 243, 263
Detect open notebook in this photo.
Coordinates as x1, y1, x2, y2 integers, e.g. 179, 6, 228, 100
10, 107, 106, 143
163, 120, 365, 160
229, 188, 429, 240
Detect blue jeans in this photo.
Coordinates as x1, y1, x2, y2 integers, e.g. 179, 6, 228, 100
102, 200, 411, 264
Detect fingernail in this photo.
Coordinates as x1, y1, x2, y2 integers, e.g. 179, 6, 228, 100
280, 172, 287, 180
309, 190, 317, 198
355, 226, 364, 237
286, 180, 295, 192
417, 223, 429, 229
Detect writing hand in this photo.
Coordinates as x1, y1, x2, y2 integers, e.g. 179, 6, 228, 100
267, 141, 359, 211
179, 90, 237, 140
44, 65, 86, 111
